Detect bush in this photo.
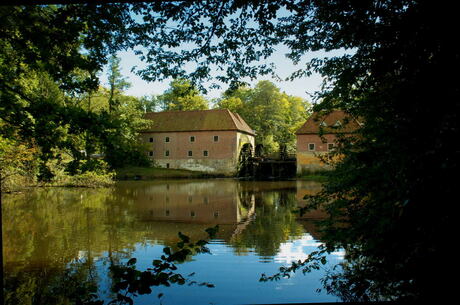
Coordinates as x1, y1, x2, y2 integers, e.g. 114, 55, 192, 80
61, 171, 115, 187
52, 159, 115, 187
0, 136, 39, 192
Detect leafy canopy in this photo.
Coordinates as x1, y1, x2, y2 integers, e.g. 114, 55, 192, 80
215, 80, 310, 153
120, 1, 456, 302
156, 79, 209, 111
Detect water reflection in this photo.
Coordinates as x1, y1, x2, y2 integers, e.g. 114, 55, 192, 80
3, 179, 338, 305
131, 180, 255, 224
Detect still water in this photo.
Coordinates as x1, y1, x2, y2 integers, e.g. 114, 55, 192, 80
3, 179, 343, 305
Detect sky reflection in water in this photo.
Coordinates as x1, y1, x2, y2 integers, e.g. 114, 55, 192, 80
3, 179, 342, 305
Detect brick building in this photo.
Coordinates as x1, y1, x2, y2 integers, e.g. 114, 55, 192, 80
295, 110, 362, 174
141, 109, 255, 175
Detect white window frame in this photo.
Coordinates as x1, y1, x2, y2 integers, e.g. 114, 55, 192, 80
213, 135, 219, 142
188, 150, 193, 157
165, 136, 170, 143
203, 150, 209, 157
190, 136, 195, 142
308, 143, 315, 151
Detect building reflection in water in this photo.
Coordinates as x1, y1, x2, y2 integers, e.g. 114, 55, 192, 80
132, 180, 255, 225
3, 179, 333, 305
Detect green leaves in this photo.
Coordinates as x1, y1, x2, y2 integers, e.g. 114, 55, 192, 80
156, 79, 209, 111
215, 80, 311, 154
259, 247, 329, 282
109, 226, 219, 304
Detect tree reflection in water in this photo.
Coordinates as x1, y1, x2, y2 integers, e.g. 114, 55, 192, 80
3, 180, 331, 304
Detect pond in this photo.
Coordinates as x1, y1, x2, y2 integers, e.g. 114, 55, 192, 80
3, 179, 343, 305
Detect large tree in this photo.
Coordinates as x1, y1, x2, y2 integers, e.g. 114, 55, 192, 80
157, 79, 209, 111
0, 5, 150, 176
216, 80, 310, 153
124, 1, 457, 302
107, 54, 131, 113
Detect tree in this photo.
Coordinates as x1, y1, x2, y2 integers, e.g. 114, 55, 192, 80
119, 1, 457, 302
1, 2, 457, 302
216, 81, 310, 153
107, 55, 131, 113
139, 95, 158, 113
157, 79, 209, 111
0, 5, 151, 175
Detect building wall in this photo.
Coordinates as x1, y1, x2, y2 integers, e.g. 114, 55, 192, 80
296, 134, 337, 174
141, 130, 254, 175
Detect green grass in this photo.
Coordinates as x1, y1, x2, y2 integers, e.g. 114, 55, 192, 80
115, 166, 227, 180
296, 173, 329, 182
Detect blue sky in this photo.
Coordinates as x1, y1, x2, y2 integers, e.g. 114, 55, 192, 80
101, 46, 346, 102
99, 7, 352, 103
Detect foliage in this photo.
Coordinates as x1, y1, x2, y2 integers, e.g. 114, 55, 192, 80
4, 262, 103, 305
4, 183, 223, 304
0, 135, 39, 192
107, 55, 131, 113
1, 1, 457, 302
230, 190, 304, 257
156, 79, 209, 111
114, 1, 457, 302
65, 171, 115, 188
216, 80, 310, 153
186, 1, 456, 302
138, 95, 158, 113
0, 5, 147, 184
108, 227, 218, 305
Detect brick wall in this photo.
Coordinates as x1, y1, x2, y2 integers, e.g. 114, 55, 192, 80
296, 134, 337, 174
296, 134, 337, 153
141, 130, 254, 175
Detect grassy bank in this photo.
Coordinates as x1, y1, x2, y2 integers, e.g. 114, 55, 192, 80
115, 166, 228, 180
44, 171, 116, 188
296, 173, 329, 182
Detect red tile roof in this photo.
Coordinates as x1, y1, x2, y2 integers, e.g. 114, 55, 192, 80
142, 109, 255, 135
295, 110, 362, 134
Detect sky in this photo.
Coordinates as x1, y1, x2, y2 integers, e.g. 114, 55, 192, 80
99, 7, 354, 104
101, 45, 336, 103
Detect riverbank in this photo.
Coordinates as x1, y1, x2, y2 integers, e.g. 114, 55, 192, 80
115, 166, 228, 180
296, 174, 329, 182
3, 167, 328, 194
1, 171, 116, 193
116, 166, 329, 182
